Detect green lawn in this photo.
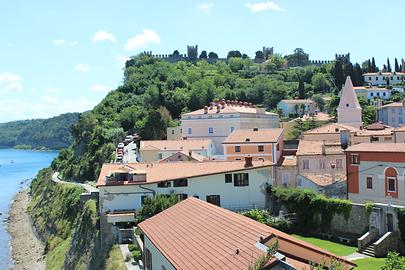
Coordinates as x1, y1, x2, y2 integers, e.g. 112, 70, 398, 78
353, 258, 385, 270
292, 234, 357, 256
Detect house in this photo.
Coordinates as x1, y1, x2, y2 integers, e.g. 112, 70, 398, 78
222, 128, 284, 163
138, 197, 356, 270
274, 155, 298, 188
363, 72, 405, 86
139, 139, 214, 162
166, 126, 182, 140
393, 125, 405, 143
301, 123, 358, 143
96, 158, 272, 244
337, 76, 363, 129
181, 99, 280, 154
157, 151, 206, 163
378, 102, 405, 127
346, 143, 405, 255
295, 140, 347, 197
277, 99, 317, 117
353, 86, 392, 100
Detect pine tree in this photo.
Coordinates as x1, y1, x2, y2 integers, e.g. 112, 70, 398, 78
371, 57, 377, 72
298, 80, 305, 99
367, 59, 372, 72
353, 63, 364, 86
395, 58, 400, 72
387, 58, 392, 72
334, 60, 345, 90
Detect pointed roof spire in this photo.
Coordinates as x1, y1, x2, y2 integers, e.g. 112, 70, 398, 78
338, 76, 360, 109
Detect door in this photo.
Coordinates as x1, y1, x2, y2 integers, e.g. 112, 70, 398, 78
387, 213, 393, 232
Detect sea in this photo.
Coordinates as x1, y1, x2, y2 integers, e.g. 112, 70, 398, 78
0, 149, 58, 270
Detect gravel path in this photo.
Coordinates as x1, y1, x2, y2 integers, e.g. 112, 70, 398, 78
7, 189, 45, 270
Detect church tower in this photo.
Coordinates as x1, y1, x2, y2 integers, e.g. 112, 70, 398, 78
337, 76, 362, 129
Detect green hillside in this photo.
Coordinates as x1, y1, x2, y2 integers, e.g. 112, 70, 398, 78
0, 112, 79, 150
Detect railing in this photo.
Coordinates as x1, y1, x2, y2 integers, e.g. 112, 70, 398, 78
374, 231, 399, 257
358, 228, 378, 251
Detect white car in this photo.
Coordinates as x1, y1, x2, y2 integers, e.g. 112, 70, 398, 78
117, 143, 125, 148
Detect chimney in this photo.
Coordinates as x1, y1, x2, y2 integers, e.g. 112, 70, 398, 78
244, 156, 253, 167
331, 163, 336, 183
203, 106, 208, 114
216, 104, 221, 113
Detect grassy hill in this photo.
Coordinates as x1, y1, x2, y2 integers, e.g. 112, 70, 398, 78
0, 112, 79, 150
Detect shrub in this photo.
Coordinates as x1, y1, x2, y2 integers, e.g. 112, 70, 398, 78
381, 252, 405, 270
132, 250, 142, 261
364, 201, 374, 215
241, 209, 270, 224
128, 244, 139, 252
396, 208, 405, 244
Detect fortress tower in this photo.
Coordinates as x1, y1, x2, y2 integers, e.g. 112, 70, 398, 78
187, 45, 198, 62
337, 76, 362, 129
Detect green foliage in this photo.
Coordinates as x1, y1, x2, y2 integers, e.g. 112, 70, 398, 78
241, 209, 293, 232
311, 73, 330, 93
242, 209, 270, 224
292, 234, 356, 256
353, 257, 385, 270
289, 117, 324, 139
381, 252, 405, 270
364, 201, 374, 215
269, 187, 352, 231
104, 245, 126, 270
396, 208, 405, 244
249, 240, 279, 270
132, 250, 142, 261
46, 237, 71, 270
0, 112, 79, 149
137, 194, 180, 222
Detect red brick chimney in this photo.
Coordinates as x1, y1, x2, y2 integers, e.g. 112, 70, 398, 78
244, 156, 253, 167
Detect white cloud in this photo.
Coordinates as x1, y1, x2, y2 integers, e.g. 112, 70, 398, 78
197, 3, 215, 14
4, 82, 22, 92
75, 63, 91, 72
92, 31, 117, 43
41, 96, 59, 105
45, 88, 62, 94
0, 72, 22, 82
116, 55, 130, 68
90, 84, 110, 92
245, 1, 284, 12
52, 39, 78, 46
124, 29, 161, 51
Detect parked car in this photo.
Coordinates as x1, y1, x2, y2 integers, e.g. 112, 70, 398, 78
117, 143, 124, 148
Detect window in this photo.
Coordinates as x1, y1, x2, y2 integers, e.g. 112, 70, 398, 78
188, 128, 192, 135
369, 77, 371, 80
157, 181, 171, 188
366, 177, 373, 189
370, 92, 374, 97
206, 195, 221, 206
230, 126, 235, 132
173, 179, 188, 187
258, 145, 264, 152
385, 137, 392, 141
276, 143, 280, 151
234, 173, 249, 186
336, 159, 343, 169
303, 159, 309, 170
351, 154, 359, 164
371, 137, 379, 142
208, 127, 214, 134
282, 173, 290, 187
178, 193, 188, 200
171, 129, 174, 134
377, 92, 380, 97
388, 177, 396, 192
346, 104, 349, 107
158, 153, 163, 159
376, 77, 379, 81
225, 174, 232, 183
319, 159, 326, 169
383, 92, 386, 97
145, 248, 152, 270
235, 146, 241, 152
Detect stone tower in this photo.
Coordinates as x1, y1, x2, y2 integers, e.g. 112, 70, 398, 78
337, 76, 362, 129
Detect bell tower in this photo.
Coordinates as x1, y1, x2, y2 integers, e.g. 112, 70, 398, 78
337, 76, 362, 129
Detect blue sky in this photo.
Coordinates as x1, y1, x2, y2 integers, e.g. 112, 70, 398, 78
1, 0, 404, 122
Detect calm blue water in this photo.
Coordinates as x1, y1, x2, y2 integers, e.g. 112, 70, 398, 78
0, 149, 58, 269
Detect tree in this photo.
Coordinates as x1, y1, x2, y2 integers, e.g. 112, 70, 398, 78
227, 50, 242, 59
172, 50, 180, 57
334, 60, 345, 90
265, 54, 287, 72
312, 94, 325, 111
311, 73, 329, 93
254, 51, 264, 61
137, 195, 180, 222
208, 52, 218, 61
387, 58, 392, 72
395, 58, 400, 72
352, 63, 364, 86
298, 80, 305, 99
199, 50, 207, 59
381, 252, 405, 270
371, 57, 378, 72
358, 97, 376, 125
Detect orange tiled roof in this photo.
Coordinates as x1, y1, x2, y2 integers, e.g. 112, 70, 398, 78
381, 102, 404, 108
158, 151, 206, 162
296, 140, 344, 156
303, 123, 359, 135
299, 173, 346, 187
394, 125, 405, 132
280, 156, 297, 166
183, 103, 277, 116
96, 160, 272, 187
138, 198, 356, 270
140, 139, 212, 152
345, 143, 405, 153
223, 128, 284, 144
353, 86, 389, 91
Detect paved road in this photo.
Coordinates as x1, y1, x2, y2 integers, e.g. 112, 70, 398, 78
52, 172, 98, 193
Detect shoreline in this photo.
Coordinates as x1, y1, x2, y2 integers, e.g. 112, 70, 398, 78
7, 189, 45, 270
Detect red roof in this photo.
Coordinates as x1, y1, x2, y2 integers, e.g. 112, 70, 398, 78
138, 198, 356, 270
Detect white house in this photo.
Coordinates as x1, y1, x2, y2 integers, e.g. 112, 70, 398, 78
181, 99, 280, 154
97, 158, 272, 244
353, 86, 392, 100
277, 99, 317, 117
363, 72, 405, 86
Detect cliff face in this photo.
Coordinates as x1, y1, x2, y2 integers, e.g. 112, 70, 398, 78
28, 168, 104, 269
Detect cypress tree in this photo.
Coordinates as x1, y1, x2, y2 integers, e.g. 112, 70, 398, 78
367, 59, 372, 72
371, 57, 377, 72
353, 63, 364, 86
395, 58, 400, 72
387, 58, 392, 72
298, 80, 305, 99
334, 60, 345, 90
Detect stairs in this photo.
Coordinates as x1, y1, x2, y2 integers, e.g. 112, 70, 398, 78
360, 243, 376, 257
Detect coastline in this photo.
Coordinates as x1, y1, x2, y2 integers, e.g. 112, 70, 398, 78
7, 189, 45, 270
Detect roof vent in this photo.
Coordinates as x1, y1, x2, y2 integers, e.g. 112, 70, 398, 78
244, 157, 253, 167
335, 128, 339, 132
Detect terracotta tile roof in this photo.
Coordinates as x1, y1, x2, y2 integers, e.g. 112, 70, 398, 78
355, 125, 393, 137
296, 140, 344, 156
280, 155, 297, 166
183, 103, 277, 116
158, 151, 206, 162
365, 122, 388, 130
299, 173, 346, 187
353, 86, 389, 91
140, 139, 212, 152
394, 125, 405, 132
223, 128, 284, 144
301, 112, 331, 122
138, 198, 355, 270
96, 160, 272, 187
303, 123, 358, 135
345, 143, 405, 153
381, 102, 404, 108
279, 99, 315, 104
